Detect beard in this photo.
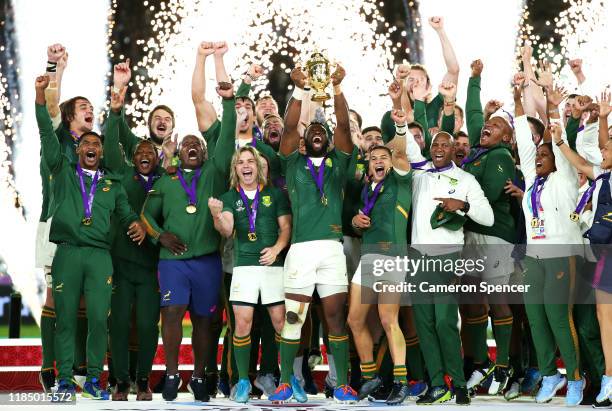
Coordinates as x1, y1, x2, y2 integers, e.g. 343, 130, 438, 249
305, 140, 329, 157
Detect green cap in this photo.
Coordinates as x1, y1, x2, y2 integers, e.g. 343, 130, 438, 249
430, 205, 467, 231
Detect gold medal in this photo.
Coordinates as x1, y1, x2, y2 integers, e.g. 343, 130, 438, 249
186, 204, 197, 214
248, 232, 257, 242
321, 195, 328, 206
569, 212, 580, 222
82, 217, 92, 226
531, 217, 539, 228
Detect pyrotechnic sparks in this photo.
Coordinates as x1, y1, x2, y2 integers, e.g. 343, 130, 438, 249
517, 0, 611, 94
115, 0, 398, 134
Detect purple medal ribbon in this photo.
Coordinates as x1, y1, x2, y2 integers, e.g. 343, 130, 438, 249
76, 164, 100, 222
574, 173, 609, 215
238, 186, 260, 236
530, 176, 547, 219
305, 155, 327, 201
461, 147, 489, 167
137, 173, 155, 193
426, 163, 454, 173
361, 179, 385, 216
177, 167, 202, 206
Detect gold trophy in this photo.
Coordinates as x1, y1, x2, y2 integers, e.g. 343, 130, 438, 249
305, 51, 331, 102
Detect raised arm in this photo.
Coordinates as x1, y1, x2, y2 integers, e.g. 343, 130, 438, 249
428, 17, 459, 85
438, 81, 457, 135
412, 80, 432, 156
547, 85, 578, 182
45, 44, 67, 122
599, 91, 611, 149
104, 87, 128, 175
466, 60, 484, 147
213, 41, 230, 83
112, 59, 141, 162
331, 64, 352, 154
387, 109, 410, 172
35, 75, 63, 174
513, 84, 536, 182
521, 43, 546, 119
551, 124, 595, 180
212, 85, 238, 176
192, 42, 218, 132
280, 66, 306, 156
568, 59, 586, 86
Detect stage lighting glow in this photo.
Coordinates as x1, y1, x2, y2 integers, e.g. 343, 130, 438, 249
3, 0, 110, 318
118, 0, 397, 135
419, 0, 523, 114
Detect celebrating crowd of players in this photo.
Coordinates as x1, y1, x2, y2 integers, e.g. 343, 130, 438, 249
33, 16, 612, 407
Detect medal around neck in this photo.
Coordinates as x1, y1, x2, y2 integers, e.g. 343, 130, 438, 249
186, 204, 197, 214
248, 232, 257, 242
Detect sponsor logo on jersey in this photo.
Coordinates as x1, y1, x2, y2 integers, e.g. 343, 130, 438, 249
236, 199, 245, 212
162, 290, 172, 302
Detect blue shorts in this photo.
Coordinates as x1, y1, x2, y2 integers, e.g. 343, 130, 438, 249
158, 253, 222, 317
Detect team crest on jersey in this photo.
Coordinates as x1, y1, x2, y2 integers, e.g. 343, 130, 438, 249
474, 161, 481, 166
325, 158, 333, 167
262, 196, 272, 207
497, 165, 504, 173
236, 199, 245, 212
105, 179, 112, 185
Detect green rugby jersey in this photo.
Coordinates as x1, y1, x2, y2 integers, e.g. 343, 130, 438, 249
220, 185, 290, 267
103, 111, 163, 269
36, 104, 139, 249
361, 170, 413, 248
141, 97, 236, 260
281, 149, 351, 244
342, 146, 367, 237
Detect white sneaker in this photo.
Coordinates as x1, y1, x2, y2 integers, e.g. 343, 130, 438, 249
254, 373, 276, 397
73, 374, 87, 390
504, 381, 520, 401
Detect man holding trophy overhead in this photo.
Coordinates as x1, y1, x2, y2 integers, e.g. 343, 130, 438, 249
269, 52, 359, 404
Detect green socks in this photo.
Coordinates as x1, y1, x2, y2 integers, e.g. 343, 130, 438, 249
393, 365, 408, 383
40, 306, 56, 370
279, 337, 300, 384
232, 334, 251, 380
328, 334, 349, 386
464, 314, 489, 364
360, 361, 377, 380
405, 336, 425, 381
493, 316, 513, 366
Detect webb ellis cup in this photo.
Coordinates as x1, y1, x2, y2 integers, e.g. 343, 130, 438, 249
306, 51, 332, 102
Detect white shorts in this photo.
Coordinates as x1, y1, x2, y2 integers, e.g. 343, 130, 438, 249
230, 265, 284, 305
351, 254, 407, 287
343, 235, 361, 280
284, 240, 347, 289
464, 231, 514, 283
35, 220, 56, 270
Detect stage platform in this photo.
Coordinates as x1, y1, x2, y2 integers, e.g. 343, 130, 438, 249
1, 393, 571, 410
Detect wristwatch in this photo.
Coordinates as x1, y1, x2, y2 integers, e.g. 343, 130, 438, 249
461, 201, 470, 214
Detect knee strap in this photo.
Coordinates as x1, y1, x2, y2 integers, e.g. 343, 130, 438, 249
281, 299, 309, 340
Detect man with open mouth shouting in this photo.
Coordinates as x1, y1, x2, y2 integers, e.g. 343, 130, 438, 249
208, 146, 291, 403
103, 87, 165, 401
111, 58, 176, 168
267, 61, 358, 404
35, 74, 146, 401
462, 59, 518, 397
140, 81, 236, 403
404, 107, 494, 404
347, 109, 413, 405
